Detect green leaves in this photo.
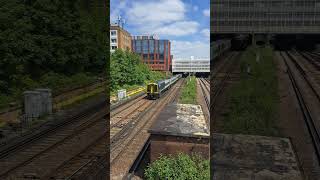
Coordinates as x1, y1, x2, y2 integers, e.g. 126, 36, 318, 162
0, 0, 105, 107
110, 49, 165, 92
144, 153, 209, 180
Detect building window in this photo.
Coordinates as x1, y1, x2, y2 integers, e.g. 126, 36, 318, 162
111, 46, 117, 50
142, 40, 148, 54
149, 40, 154, 53
143, 54, 148, 60
135, 40, 142, 53
111, 38, 117, 43
159, 54, 164, 60
150, 54, 154, 60
111, 30, 117, 36
159, 40, 165, 53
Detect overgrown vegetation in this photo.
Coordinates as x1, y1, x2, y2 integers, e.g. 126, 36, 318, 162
145, 153, 209, 180
0, 0, 106, 108
180, 76, 197, 104
223, 46, 279, 136
110, 49, 165, 92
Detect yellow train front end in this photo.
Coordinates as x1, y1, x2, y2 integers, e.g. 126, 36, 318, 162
146, 83, 159, 99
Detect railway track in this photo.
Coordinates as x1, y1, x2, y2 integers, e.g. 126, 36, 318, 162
110, 97, 154, 145
0, 99, 107, 179
48, 132, 107, 179
198, 78, 210, 111
296, 51, 320, 71
45, 91, 149, 179
111, 79, 184, 178
211, 52, 241, 109
280, 51, 320, 165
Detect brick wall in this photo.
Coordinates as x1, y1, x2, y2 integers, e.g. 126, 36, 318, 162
149, 134, 209, 162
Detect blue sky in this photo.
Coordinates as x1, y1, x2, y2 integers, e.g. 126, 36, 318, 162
110, 0, 210, 59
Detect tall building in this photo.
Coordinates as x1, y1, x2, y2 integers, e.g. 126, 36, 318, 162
211, 0, 320, 34
110, 23, 132, 52
132, 35, 171, 71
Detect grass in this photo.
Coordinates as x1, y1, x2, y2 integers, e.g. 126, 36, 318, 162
0, 73, 99, 110
55, 86, 105, 110
144, 153, 209, 180
180, 76, 197, 104
223, 46, 279, 136
110, 84, 143, 97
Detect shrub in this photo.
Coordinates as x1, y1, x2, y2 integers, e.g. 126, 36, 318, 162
145, 153, 209, 180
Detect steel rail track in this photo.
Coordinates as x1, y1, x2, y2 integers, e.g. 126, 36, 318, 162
110, 79, 183, 165
47, 131, 107, 179
211, 52, 240, 110
0, 99, 106, 160
110, 79, 182, 146
199, 78, 210, 110
280, 51, 320, 165
110, 99, 151, 128
295, 51, 320, 71
0, 108, 107, 178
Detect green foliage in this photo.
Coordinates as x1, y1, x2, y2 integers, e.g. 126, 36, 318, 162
180, 76, 197, 104
110, 49, 165, 92
0, 72, 97, 109
0, 0, 106, 108
145, 153, 209, 180
223, 46, 279, 136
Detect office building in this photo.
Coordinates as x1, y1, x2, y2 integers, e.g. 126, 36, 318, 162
132, 35, 171, 71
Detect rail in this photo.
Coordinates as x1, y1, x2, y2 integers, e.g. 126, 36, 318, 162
280, 51, 320, 164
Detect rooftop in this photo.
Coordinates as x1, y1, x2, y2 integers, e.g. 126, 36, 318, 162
148, 103, 209, 138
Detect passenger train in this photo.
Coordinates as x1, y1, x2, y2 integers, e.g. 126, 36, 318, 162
211, 39, 231, 59
146, 74, 182, 99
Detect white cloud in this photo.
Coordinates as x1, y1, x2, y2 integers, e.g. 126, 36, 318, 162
141, 21, 199, 36
110, 0, 128, 23
203, 9, 210, 17
126, 0, 186, 25
172, 40, 210, 59
200, 28, 210, 38
123, 0, 199, 37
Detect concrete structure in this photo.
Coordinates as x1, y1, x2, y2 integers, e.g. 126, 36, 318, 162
211, 133, 302, 180
35, 89, 52, 115
148, 103, 209, 162
110, 23, 132, 53
23, 89, 53, 123
23, 91, 42, 121
172, 57, 210, 73
211, 0, 320, 34
132, 35, 171, 71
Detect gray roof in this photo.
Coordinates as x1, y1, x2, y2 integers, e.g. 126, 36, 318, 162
149, 103, 209, 138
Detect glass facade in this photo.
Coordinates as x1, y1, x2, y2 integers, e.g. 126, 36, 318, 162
135, 40, 142, 53
142, 40, 148, 54
149, 40, 154, 53
132, 37, 171, 71
159, 40, 165, 54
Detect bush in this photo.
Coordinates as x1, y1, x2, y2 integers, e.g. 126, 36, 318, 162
110, 49, 165, 92
0, 0, 106, 108
145, 153, 209, 180
39, 72, 96, 92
